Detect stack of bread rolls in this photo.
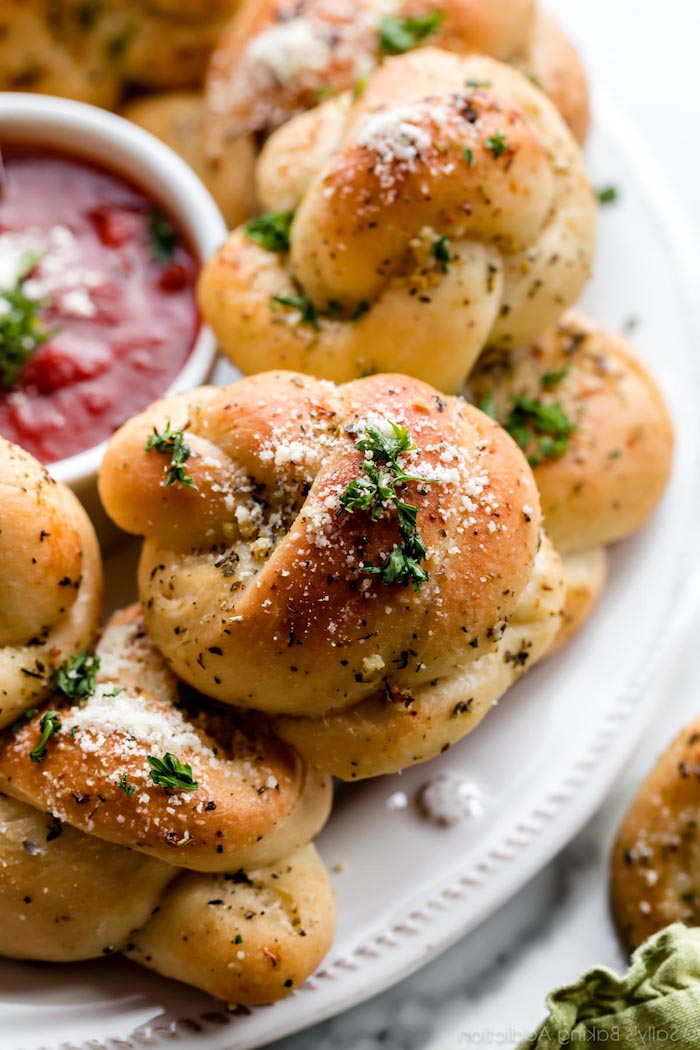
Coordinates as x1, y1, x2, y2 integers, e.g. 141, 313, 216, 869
0, 0, 675, 1012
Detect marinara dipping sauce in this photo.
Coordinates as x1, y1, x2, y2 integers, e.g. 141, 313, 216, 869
0, 146, 200, 463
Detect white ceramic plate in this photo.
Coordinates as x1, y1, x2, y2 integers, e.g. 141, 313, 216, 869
4, 94, 700, 1050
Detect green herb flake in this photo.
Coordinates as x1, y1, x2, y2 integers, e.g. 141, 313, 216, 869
234, 934, 243, 944
485, 132, 509, 159
271, 293, 319, 329
465, 78, 491, 88
53, 650, 100, 701
148, 753, 199, 792
503, 395, 576, 467
244, 212, 294, 253
339, 421, 436, 591
597, 185, 619, 205
352, 78, 368, 101
29, 711, 62, 764
432, 235, 450, 273
463, 147, 475, 168
148, 207, 178, 262
0, 255, 57, 389
118, 772, 136, 797
144, 421, 197, 489
378, 10, 444, 54
540, 368, 568, 390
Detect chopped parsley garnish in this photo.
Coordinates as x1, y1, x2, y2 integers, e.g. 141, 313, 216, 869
482, 394, 576, 467
0, 256, 55, 389
271, 293, 319, 329
144, 421, 197, 489
597, 185, 619, 205
148, 753, 199, 792
463, 147, 475, 167
10, 707, 38, 734
465, 78, 491, 88
244, 211, 294, 253
53, 650, 100, 701
485, 132, 508, 159
432, 236, 451, 273
234, 933, 243, 944
339, 421, 435, 590
540, 368, 568, 390
378, 10, 444, 54
29, 711, 62, 764
148, 207, 178, 262
118, 772, 136, 797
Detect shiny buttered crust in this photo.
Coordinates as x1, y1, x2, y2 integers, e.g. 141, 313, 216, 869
0, 793, 172, 962
0, 794, 335, 1002
466, 312, 674, 554
0, 0, 240, 105
611, 717, 700, 954
277, 531, 564, 779
198, 50, 595, 392
0, 607, 331, 872
99, 371, 543, 730
122, 91, 256, 229
125, 844, 335, 1004
203, 0, 588, 157
0, 438, 103, 730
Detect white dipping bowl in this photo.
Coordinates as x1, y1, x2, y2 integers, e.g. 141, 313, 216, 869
0, 93, 227, 538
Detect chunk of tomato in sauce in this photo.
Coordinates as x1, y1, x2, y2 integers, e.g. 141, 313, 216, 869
0, 148, 200, 464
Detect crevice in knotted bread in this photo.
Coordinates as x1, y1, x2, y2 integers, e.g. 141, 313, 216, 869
275, 529, 564, 778
0, 606, 332, 872
0, 791, 335, 1005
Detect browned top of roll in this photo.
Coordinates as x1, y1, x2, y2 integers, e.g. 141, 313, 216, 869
0, 606, 331, 871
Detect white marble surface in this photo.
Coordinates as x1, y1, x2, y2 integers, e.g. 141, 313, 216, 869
265, 2, 700, 1046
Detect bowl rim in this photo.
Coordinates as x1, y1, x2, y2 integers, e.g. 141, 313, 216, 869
0, 92, 228, 489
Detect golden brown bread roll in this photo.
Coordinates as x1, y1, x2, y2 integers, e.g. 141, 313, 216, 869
125, 844, 336, 1004
550, 547, 607, 654
0, 792, 335, 1002
121, 91, 256, 228
610, 717, 700, 955
203, 0, 588, 161
99, 370, 564, 778
0, 0, 241, 106
0, 437, 103, 731
0, 792, 173, 962
466, 312, 674, 554
276, 531, 564, 778
0, 606, 332, 871
198, 50, 595, 391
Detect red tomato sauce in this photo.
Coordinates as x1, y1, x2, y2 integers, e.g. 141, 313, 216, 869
0, 147, 200, 463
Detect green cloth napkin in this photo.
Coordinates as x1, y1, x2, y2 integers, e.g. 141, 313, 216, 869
519, 924, 700, 1048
